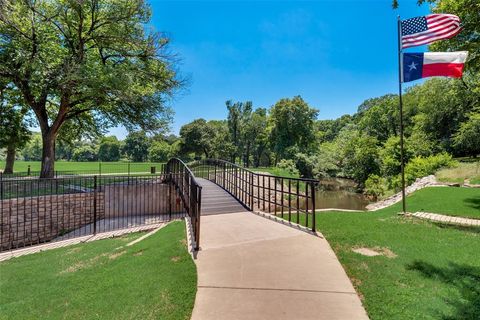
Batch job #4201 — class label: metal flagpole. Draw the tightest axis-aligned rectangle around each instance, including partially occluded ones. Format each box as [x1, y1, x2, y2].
[397, 16, 407, 213]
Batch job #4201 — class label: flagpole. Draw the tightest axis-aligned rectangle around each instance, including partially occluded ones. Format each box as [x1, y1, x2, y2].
[397, 16, 407, 214]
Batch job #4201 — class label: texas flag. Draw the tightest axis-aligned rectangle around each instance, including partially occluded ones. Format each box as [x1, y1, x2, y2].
[402, 51, 468, 83]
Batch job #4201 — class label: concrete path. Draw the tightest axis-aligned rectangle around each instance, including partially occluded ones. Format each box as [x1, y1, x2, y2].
[192, 180, 368, 320]
[411, 211, 480, 227]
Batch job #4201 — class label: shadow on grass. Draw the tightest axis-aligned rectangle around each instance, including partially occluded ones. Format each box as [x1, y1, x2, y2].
[433, 223, 480, 234]
[407, 261, 480, 320]
[463, 197, 480, 211]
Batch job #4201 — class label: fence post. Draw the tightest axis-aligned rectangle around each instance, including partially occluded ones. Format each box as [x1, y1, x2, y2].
[93, 175, 98, 235]
[214, 164, 217, 184]
[128, 162, 131, 176]
[311, 182, 316, 233]
[250, 172, 254, 210]
[99, 162, 102, 176]
[27, 165, 31, 176]
[196, 186, 202, 251]
[0, 173, 3, 200]
[168, 173, 172, 219]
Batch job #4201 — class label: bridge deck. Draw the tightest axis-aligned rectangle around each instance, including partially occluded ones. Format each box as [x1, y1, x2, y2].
[197, 178, 248, 215]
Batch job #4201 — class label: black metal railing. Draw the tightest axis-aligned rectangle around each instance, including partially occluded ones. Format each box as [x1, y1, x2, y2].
[0, 173, 185, 252]
[0, 162, 166, 180]
[189, 159, 318, 232]
[165, 158, 202, 250]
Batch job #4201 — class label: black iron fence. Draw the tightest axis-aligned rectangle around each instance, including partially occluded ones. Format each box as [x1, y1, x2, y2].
[0, 173, 185, 252]
[165, 158, 202, 250]
[0, 162, 166, 180]
[190, 159, 318, 232]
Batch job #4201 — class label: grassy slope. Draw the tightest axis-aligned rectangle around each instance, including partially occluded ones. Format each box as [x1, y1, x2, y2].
[436, 162, 480, 185]
[0, 161, 165, 173]
[0, 221, 196, 320]
[301, 188, 480, 320]
[405, 187, 480, 219]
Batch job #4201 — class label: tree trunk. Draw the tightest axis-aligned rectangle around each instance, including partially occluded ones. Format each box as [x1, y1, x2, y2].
[40, 132, 56, 178]
[3, 145, 15, 174]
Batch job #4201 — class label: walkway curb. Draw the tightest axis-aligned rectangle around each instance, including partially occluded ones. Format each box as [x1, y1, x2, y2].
[410, 212, 480, 227]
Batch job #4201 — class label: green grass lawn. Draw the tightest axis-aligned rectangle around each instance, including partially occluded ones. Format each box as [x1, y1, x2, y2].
[288, 187, 480, 320]
[0, 221, 197, 320]
[405, 187, 480, 219]
[0, 160, 165, 174]
[249, 166, 300, 179]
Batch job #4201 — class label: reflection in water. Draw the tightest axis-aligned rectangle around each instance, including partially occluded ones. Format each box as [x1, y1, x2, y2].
[315, 190, 370, 210]
[315, 178, 370, 210]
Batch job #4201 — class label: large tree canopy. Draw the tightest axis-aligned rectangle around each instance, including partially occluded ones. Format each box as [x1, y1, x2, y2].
[0, 0, 180, 177]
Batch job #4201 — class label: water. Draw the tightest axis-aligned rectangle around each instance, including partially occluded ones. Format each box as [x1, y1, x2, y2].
[315, 178, 370, 210]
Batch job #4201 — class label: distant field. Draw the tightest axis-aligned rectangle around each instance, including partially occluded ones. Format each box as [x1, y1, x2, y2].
[0, 161, 166, 174]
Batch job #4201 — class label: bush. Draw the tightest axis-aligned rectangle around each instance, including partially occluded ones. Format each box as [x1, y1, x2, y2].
[405, 153, 456, 184]
[365, 174, 388, 199]
[276, 159, 300, 177]
[72, 145, 98, 162]
[294, 153, 315, 178]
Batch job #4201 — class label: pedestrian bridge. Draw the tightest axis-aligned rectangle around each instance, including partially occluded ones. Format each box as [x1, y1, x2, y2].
[165, 158, 318, 250]
[166, 159, 369, 320]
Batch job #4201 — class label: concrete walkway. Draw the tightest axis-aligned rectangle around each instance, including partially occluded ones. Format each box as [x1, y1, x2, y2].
[411, 211, 480, 227]
[192, 180, 368, 320]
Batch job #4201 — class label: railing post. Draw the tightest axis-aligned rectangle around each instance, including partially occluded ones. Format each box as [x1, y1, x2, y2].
[168, 173, 172, 219]
[214, 165, 217, 184]
[196, 186, 202, 251]
[27, 165, 31, 176]
[93, 175, 98, 235]
[0, 173, 3, 200]
[250, 172, 254, 210]
[99, 162, 102, 176]
[128, 162, 131, 176]
[311, 182, 316, 233]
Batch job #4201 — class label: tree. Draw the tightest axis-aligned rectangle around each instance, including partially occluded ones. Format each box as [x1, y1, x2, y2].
[357, 95, 398, 143]
[250, 108, 270, 167]
[226, 100, 252, 163]
[179, 119, 216, 159]
[0, 0, 179, 177]
[0, 84, 30, 173]
[405, 78, 476, 152]
[453, 109, 480, 157]
[22, 133, 42, 161]
[148, 140, 171, 162]
[269, 96, 318, 161]
[124, 131, 149, 162]
[72, 145, 97, 162]
[98, 136, 121, 162]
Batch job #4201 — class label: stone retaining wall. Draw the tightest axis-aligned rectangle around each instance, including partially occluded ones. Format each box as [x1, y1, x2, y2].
[1, 182, 181, 251]
[0, 192, 104, 250]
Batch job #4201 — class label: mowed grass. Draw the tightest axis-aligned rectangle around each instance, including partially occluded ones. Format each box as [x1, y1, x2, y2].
[0, 160, 165, 174]
[405, 187, 480, 219]
[436, 162, 480, 185]
[290, 187, 480, 320]
[0, 221, 197, 320]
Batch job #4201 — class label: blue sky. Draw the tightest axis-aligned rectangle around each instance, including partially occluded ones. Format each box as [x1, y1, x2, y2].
[110, 0, 430, 138]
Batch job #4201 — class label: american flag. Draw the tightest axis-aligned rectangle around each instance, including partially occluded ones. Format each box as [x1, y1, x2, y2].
[401, 14, 461, 49]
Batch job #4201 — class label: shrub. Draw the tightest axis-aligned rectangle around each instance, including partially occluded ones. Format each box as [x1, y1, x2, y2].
[294, 153, 315, 178]
[276, 159, 300, 177]
[405, 153, 456, 184]
[365, 174, 388, 198]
